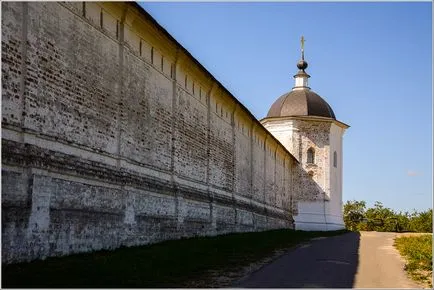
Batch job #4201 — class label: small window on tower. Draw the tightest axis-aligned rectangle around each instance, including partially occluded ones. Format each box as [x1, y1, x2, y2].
[333, 151, 337, 168]
[307, 147, 315, 164]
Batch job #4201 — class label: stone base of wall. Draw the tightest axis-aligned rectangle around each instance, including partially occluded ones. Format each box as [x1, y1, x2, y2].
[1, 138, 294, 264]
[293, 201, 344, 231]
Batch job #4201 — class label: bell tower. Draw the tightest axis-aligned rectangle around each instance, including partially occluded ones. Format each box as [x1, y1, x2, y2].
[261, 37, 349, 230]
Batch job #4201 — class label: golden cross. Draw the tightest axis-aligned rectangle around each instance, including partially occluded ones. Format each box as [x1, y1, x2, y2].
[301, 36, 305, 59]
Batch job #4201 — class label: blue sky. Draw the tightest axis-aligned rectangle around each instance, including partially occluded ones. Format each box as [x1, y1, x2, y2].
[139, 2, 432, 213]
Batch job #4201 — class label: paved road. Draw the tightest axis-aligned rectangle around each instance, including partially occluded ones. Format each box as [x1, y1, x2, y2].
[235, 231, 421, 288]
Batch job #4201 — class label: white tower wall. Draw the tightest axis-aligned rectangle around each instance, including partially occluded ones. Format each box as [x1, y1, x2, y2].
[263, 118, 346, 231]
[327, 123, 345, 228]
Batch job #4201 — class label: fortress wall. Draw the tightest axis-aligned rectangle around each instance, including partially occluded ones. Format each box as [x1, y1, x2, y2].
[286, 156, 297, 214]
[208, 92, 234, 191]
[24, 2, 120, 154]
[234, 110, 252, 198]
[174, 80, 208, 182]
[251, 127, 266, 203]
[275, 149, 285, 209]
[264, 139, 277, 206]
[1, 2, 23, 129]
[2, 2, 297, 264]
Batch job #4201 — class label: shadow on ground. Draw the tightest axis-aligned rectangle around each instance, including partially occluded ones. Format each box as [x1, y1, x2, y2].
[235, 231, 361, 288]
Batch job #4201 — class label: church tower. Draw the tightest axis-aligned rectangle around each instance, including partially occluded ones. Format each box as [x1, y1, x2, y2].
[261, 37, 349, 231]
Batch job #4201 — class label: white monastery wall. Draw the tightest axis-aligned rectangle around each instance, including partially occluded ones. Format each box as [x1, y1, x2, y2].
[1, 1, 297, 264]
[234, 111, 252, 198]
[251, 128, 266, 203]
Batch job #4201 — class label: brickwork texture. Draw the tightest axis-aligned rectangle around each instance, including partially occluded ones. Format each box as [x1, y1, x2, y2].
[1, 2, 297, 264]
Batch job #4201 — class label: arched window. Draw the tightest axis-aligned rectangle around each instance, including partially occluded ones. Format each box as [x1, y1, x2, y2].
[307, 147, 315, 164]
[333, 151, 338, 168]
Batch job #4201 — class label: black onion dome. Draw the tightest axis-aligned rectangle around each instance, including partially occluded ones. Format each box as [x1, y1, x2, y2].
[297, 60, 308, 70]
[267, 89, 336, 119]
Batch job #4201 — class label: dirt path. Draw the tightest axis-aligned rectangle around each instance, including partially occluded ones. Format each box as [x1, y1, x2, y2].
[234, 231, 423, 288]
[354, 231, 423, 288]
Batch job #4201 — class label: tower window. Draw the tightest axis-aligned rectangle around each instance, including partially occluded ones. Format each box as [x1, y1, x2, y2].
[307, 147, 315, 164]
[333, 151, 337, 168]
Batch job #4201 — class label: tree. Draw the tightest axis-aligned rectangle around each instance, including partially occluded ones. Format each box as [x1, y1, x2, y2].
[409, 209, 433, 233]
[394, 211, 411, 232]
[343, 200, 366, 231]
[343, 200, 432, 233]
[364, 201, 397, 232]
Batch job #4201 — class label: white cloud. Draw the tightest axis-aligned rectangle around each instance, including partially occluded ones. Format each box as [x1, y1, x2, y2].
[407, 170, 422, 177]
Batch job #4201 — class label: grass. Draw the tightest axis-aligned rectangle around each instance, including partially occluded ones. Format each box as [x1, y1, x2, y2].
[2, 228, 348, 288]
[394, 234, 432, 288]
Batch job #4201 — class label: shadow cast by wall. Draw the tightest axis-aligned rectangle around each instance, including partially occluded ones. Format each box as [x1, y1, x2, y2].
[236, 231, 361, 288]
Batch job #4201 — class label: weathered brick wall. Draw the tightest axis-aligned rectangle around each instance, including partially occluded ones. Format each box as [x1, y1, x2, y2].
[292, 119, 331, 200]
[252, 128, 266, 203]
[234, 112, 252, 198]
[209, 96, 234, 191]
[2, 2, 297, 264]
[264, 141, 276, 205]
[174, 86, 208, 181]
[26, 2, 120, 153]
[274, 150, 285, 209]
[122, 51, 174, 171]
[1, 2, 23, 129]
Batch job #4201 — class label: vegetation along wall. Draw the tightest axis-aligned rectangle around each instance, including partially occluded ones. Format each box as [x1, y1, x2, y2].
[1, 2, 299, 264]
